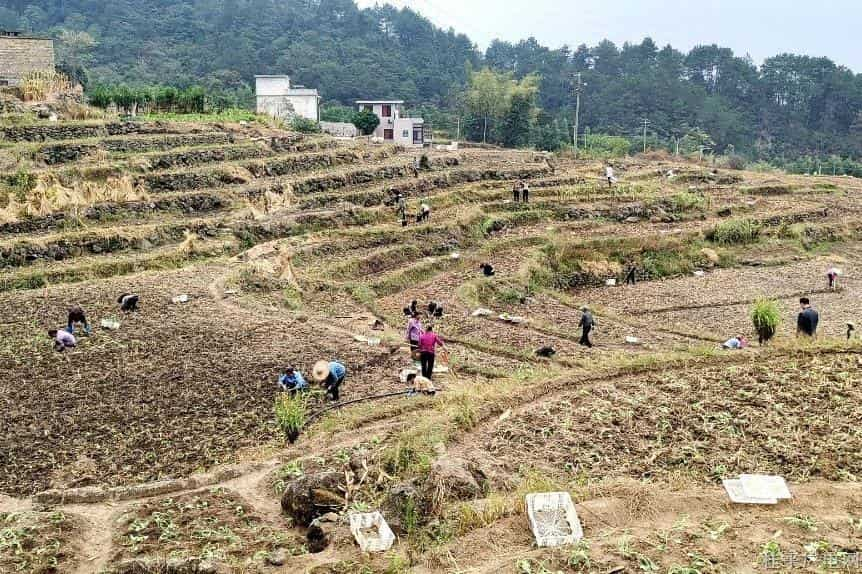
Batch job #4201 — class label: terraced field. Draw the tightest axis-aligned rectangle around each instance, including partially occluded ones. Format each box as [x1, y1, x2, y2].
[2, 118, 862, 573]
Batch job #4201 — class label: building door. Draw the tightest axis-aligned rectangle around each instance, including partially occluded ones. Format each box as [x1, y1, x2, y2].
[384, 129, 394, 141]
[413, 126, 423, 145]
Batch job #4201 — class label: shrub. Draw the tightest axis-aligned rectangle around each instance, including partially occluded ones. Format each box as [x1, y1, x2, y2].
[352, 109, 380, 135]
[751, 298, 781, 344]
[289, 116, 321, 134]
[709, 218, 761, 245]
[274, 393, 307, 444]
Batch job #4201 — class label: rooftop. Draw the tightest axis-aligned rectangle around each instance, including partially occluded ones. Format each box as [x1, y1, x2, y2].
[0, 30, 52, 41]
[356, 100, 405, 105]
[287, 88, 320, 96]
[254, 75, 290, 79]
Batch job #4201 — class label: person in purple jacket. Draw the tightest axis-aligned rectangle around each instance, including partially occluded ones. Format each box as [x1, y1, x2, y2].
[406, 311, 425, 354]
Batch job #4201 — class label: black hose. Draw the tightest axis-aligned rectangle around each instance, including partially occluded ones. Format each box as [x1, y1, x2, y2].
[304, 390, 413, 426]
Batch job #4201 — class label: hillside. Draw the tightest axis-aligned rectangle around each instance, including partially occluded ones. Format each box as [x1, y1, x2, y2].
[2, 108, 862, 571]
[3, 1, 861, 159]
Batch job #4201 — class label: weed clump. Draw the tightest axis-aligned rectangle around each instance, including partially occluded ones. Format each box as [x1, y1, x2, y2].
[750, 298, 781, 345]
[708, 218, 761, 245]
[274, 393, 307, 444]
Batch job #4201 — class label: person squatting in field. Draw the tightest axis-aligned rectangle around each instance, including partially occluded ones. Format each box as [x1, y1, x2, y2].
[49, 329, 76, 352]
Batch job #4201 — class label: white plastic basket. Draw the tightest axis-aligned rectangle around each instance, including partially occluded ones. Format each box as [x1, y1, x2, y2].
[349, 511, 395, 553]
[525, 492, 583, 548]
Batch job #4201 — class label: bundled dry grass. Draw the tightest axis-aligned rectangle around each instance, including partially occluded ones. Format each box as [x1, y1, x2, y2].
[178, 229, 201, 255]
[0, 174, 150, 222]
[20, 71, 73, 102]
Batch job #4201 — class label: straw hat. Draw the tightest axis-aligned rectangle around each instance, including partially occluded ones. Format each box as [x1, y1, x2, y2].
[312, 360, 330, 382]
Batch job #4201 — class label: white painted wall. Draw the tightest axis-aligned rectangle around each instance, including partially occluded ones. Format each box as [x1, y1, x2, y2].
[255, 76, 291, 96]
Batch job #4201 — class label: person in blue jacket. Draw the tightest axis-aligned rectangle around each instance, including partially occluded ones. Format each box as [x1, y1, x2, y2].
[278, 366, 308, 395]
[313, 360, 346, 401]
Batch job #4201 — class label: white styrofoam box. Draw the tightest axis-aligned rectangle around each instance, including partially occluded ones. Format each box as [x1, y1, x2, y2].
[740, 474, 792, 500]
[526, 492, 583, 547]
[606, 278, 617, 286]
[349, 511, 395, 552]
[722, 479, 778, 505]
[100, 318, 120, 330]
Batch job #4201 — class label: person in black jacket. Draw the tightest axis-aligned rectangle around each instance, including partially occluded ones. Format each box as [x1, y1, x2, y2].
[578, 306, 595, 348]
[796, 298, 819, 338]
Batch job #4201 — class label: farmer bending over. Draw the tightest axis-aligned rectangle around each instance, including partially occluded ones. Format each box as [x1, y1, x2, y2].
[67, 304, 91, 334]
[49, 329, 76, 352]
[278, 366, 308, 395]
[313, 360, 346, 401]
[118, 293, 139, 312]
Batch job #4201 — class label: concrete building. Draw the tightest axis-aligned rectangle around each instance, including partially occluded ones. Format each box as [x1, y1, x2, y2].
[255, 75, 321, 122]
[356, 100, 427, 146]
[0, 31, 55, 87]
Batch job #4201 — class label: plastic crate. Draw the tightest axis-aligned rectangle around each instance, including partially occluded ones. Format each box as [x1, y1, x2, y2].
[525, 492, 583, 548]
[349, 511, 395, 553]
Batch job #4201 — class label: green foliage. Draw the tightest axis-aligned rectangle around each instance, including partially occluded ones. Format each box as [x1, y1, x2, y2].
[319, 104, 355, 123]
[14, 1, 862, 160]
[579, 134, 632, 159]
[751, 298, 781, 335]
[709, 218, 761, 245]
[274, 393, 307, 444]
[289, 116, 321, 134]
[87, 84, 210, 114]
[352, 109, 380, 135]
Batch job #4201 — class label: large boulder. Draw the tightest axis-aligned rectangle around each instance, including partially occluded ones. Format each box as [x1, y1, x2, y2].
[426, 455, 488, 505]
[280, 471, 346, 527]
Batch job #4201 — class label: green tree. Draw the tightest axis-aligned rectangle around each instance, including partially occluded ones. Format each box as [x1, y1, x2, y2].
[352, 109, 380, 135]
[464, 68, 513, 143]
[54, 28, 97, 87]
[501, 75, 540, 148]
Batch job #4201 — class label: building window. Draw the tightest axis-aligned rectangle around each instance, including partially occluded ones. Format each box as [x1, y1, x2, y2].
[402, 130, 409, 138]
[384, 129, 394, 140]
[381, 104, 392, 117]
[363, 105, 373, 112]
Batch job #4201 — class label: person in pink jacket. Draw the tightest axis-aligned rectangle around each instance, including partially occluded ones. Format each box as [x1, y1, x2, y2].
[418, 325, 447, 379]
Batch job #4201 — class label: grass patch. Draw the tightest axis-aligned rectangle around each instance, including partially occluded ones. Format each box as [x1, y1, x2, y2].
[274, 393, 308, 444]
[708, 218, 761, 245]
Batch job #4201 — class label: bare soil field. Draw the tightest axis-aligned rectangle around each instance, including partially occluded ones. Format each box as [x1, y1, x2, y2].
[3, 118, 862, 573]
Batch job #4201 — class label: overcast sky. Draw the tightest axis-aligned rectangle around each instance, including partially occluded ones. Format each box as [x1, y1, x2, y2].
[355, 0, 861, 72]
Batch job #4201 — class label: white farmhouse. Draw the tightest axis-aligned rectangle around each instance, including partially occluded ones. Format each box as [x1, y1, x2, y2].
[255, 75, 321, 122]
[356, 100, 428, 146]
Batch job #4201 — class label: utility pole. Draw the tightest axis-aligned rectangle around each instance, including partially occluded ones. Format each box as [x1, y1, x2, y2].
[642, 118, 649, 153]
[572, 73, 583, 154]
[456, 117, 461, 142]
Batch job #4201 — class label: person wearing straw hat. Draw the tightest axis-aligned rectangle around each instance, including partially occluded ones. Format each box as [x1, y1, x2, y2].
[313, 360, 346, 401]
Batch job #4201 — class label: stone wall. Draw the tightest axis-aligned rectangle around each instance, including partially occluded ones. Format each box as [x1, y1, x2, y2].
[0, 35, 55, 86]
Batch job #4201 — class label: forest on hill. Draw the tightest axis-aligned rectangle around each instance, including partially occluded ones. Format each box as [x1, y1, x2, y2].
[2, 0, 861, 161]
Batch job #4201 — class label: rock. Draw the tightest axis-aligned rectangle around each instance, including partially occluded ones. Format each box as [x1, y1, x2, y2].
[427, 455, 487, 502]
[280, 471, 346, 527]
[624, 216, 641, 223]
[266, 548, 288, 566]
[306, 514, 352, 554]
[717, 207, 732, 217]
